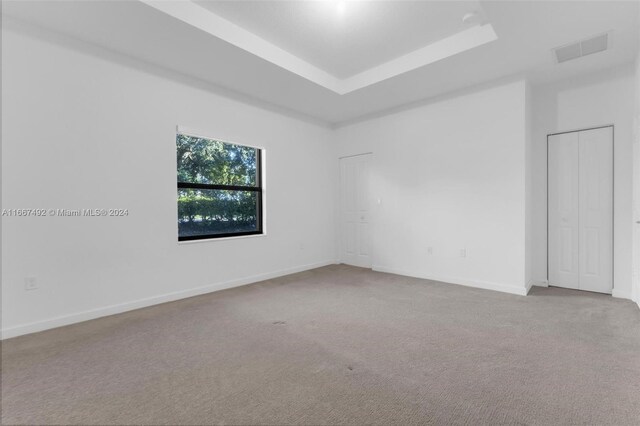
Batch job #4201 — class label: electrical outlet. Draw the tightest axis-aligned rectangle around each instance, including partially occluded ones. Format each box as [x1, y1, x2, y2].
[460, 249, 466, 258]
[24, 276, 38, 291]
[427, 247, 433, 255]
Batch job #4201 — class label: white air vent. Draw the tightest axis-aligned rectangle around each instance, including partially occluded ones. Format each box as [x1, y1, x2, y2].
[554, 33, 609, 64]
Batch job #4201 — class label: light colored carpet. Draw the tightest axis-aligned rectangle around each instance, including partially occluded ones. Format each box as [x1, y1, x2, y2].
[2, 264, 640, 425]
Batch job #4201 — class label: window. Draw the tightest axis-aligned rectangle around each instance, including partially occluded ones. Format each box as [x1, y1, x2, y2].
[177, 132, 263, 241]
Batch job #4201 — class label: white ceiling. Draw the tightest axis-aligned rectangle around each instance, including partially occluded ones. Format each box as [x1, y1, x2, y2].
[3, 1, 639, 126]
[143, 0, 497, 94]
[195, 0, 486, 79]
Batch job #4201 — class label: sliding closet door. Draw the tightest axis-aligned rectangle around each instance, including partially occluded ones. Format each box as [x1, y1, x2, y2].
[548, 132, 580, 290]
[548, 127, 613, 294]
[578, 127, 613, 293]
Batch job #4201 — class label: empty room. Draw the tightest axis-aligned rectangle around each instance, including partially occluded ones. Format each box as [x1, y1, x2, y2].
[2, 0, 640, 425]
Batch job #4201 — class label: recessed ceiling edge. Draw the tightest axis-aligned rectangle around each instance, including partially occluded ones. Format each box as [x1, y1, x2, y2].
[139, 0, 498, 95]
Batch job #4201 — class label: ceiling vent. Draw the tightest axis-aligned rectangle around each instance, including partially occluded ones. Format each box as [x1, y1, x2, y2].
[554, 33, 609, 64]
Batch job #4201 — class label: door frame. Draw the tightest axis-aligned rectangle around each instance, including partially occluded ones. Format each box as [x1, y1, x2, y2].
[338, 152, 373, 268]
[546, 124, 614, 292]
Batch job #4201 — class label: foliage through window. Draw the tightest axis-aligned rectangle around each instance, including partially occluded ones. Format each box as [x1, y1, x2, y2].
[177, 133, 262, 240]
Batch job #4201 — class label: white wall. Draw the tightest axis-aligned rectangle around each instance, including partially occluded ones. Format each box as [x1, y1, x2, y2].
[525, 82, 534, 289]
[335, 80, 529, 295]
[1, 23, 336, 338]
[531, 64, 636, 299]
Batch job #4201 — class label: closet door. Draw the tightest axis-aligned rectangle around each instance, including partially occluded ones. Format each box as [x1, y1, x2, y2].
[548, 132, 580, 290]
[578, 127, 613, 293]
[548, 127, 613, 294]
[340, 154, 372, 268]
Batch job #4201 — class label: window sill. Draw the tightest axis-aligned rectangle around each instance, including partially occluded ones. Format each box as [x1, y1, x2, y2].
[177, 233, 266, 244]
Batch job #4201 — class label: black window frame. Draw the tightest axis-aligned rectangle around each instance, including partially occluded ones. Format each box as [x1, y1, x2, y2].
[177, 134, 263, 241]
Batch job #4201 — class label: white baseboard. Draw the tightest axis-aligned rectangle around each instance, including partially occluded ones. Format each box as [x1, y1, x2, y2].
[1, 260, 336, 340]
[525, 280, 534, 294]
[372, 265, 528, 296]
[612, 288, 633, 300]
[532, 280, 549, 288]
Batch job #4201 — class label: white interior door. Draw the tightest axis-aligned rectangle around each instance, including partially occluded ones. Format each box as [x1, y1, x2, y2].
[633, 118, 640, 302]
[548, 127, 613, 294]
[549, 132, 580, 290]
[578, 127, 613, 293]
[340, 154, 372, 268]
